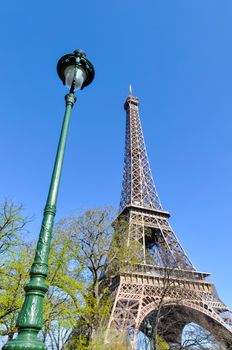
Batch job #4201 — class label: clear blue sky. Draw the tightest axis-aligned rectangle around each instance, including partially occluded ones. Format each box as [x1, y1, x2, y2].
[0, 1, 232, 309]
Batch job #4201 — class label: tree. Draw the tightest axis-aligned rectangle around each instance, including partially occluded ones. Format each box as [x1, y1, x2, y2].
[0, 206, 123, 350]
[0, 200, 31, 347]
[57, 207, 142, 349]
[178, 323, 225, 350]
[0, 200, 30, 258]
[0, 224, 84, 349]
[89, 328, 130, 350]
[41, 230, 84, 349]
[0, 243, 33, 340]
[57, 207, 116, 349]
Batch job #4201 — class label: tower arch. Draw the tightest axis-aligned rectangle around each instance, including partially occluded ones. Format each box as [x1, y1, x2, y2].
[133, 301, 232, 347]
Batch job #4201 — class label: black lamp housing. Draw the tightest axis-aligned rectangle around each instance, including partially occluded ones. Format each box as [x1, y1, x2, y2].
[57, 49, 95, 90]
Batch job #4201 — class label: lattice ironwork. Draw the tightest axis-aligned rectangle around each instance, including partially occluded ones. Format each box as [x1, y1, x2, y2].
[128, 209, 195, 271]
[107, 92, 232, 349]
[120, 95, 162, 211]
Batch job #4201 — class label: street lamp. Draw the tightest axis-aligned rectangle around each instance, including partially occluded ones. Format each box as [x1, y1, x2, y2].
[3, 49, 95, 350]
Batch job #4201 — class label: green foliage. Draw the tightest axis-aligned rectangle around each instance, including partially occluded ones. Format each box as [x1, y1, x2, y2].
[89, 328, 130, 350]
[58, 207, 117, 348]
[0, 205, 118, 348]
[41, 231, 84, 346]
[0, 201, 31, 339]
[0, 244, 33, 338]
[0, 209, 84, 346]
[66, 327, 129, 350]
[158, 336, 170, 350]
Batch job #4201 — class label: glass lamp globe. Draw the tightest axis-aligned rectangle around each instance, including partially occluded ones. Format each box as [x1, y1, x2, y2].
[64, 65, 87, 91]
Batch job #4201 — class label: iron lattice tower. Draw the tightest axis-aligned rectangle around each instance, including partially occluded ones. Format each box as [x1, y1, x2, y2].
[107, 92, 232, 348]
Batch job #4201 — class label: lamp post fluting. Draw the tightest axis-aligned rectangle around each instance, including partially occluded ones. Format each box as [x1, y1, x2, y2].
[3, 49, 95, 350]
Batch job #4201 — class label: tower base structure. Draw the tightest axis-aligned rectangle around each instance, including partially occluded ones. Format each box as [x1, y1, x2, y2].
[107, 208, 232, 349]
[108, 271, 232, 348]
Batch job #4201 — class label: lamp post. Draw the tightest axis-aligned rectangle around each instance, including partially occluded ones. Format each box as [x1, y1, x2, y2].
[145, 319, 154, 350]
[3, 49, 95, 350]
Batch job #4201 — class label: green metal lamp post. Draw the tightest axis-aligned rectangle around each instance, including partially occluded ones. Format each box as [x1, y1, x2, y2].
[145, 319, 154, 350]
[3, 49, 95, 350]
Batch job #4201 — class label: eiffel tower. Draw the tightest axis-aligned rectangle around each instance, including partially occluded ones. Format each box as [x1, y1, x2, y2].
[107, 90, 232, 348]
